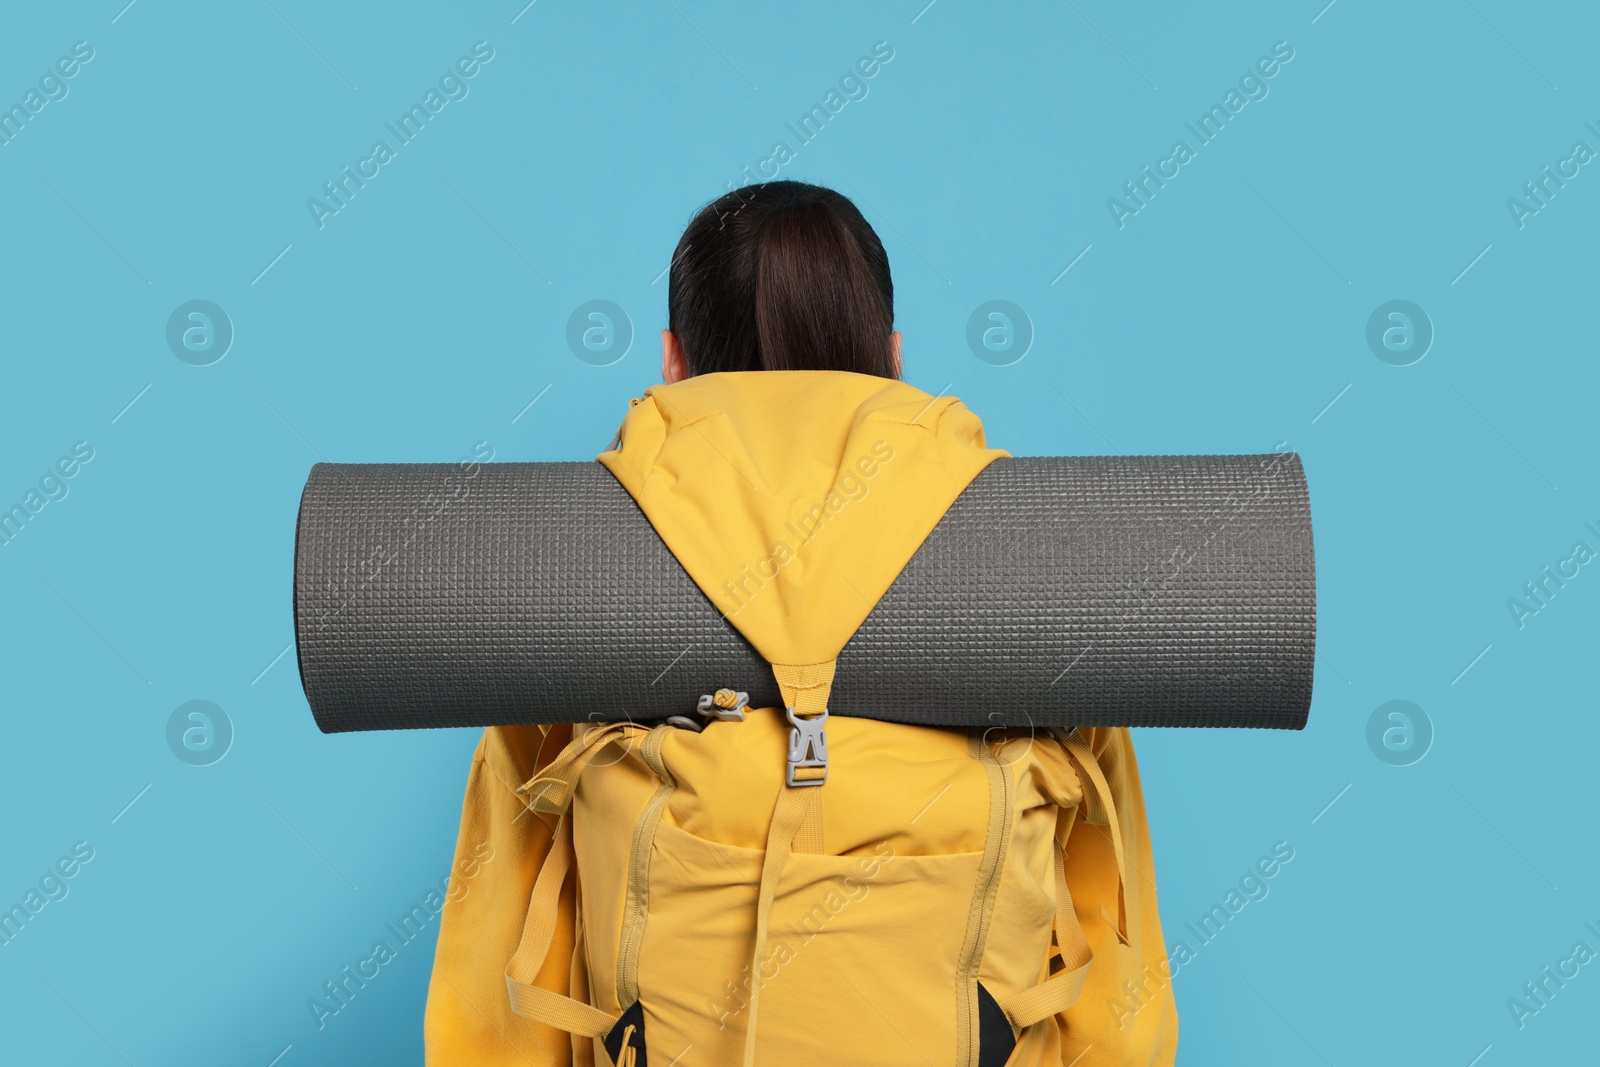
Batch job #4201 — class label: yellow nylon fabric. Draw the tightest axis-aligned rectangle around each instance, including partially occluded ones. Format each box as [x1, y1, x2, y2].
[596, 369, 1007, 667]
[424, 374, 1179, 1066]
[423, 725, 587, 1066]
[1053, 728, 1179, 1063]
[424, 675, 1179, 1066]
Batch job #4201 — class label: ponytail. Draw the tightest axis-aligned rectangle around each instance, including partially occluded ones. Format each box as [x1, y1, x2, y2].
[667, 181, 897, 378]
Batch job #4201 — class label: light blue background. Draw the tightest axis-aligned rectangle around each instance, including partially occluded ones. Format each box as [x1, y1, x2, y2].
[2, 1, 1596, 1064]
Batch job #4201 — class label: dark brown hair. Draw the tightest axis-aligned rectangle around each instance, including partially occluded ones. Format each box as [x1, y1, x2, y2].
[667, 180, 896, 378]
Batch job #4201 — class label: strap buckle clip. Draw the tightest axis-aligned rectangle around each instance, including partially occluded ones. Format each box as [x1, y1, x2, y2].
[785, 707, 828, 787]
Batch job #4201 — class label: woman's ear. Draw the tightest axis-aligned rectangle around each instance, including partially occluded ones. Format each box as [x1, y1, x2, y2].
[890, 331, 902, 378]
[661, 329, 688, 384]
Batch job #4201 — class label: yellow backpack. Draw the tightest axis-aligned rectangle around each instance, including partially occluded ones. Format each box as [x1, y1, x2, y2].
[424, 372, 1178, 1065]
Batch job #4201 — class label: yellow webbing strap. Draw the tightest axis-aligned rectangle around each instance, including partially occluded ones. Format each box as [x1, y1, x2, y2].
[1062, 729, 1130, 946]
[739, 660, 836, 1066]
[1000, 826, 1092, 1028]
[518, 721, 645, 817]
[771, 660, 835, 716]
[1001, 730, 1131, 1031]
[740, 783, 813, 1067]
[504, 812, 618, 1038]
[770, 660, 834, 852]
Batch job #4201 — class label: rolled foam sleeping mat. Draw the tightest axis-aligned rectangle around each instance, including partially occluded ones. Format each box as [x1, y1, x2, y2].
[294, 454, 1315, 733]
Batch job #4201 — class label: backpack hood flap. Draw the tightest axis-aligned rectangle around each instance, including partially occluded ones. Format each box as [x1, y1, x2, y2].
[597, 370, 1007, 669]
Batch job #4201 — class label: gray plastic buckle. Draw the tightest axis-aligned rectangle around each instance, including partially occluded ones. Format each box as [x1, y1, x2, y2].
[697, 690, 749, 722]
[785, 707, 829, 787]
[665, 715, 704, 732]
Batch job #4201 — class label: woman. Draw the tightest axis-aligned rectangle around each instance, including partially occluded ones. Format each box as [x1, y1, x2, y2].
[425, 181, 1178, 1066]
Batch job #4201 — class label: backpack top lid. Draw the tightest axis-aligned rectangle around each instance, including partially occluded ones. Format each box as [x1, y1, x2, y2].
[598, 369, 1006, 674]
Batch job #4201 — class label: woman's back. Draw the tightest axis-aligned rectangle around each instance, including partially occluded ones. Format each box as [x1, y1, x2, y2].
[423, 181, 1178, 1067]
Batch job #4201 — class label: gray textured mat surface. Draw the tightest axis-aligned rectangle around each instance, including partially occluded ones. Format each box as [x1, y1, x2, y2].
[294, 454, 1314, 732]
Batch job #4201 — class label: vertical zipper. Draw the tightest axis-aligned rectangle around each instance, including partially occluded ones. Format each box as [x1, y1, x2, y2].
[614, 724, 676, 1009]
[955, 730, 1015, 1066]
